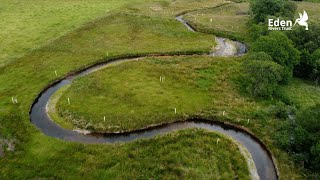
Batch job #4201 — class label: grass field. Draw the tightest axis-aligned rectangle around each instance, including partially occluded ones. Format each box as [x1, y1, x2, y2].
[1, 0, 320, 178]
[0, 0, 150, 67]
[182, 1, 320, 42]
[51, 55, 319, 178]
[0, 13, 213, 117]
[281, 78, 320, 109]
[52, 56, 266, 133]
[51, 54, 320, 134]
[184, 2, 250, 41]
[120, 0, 226, 18]
[0, 129, 251, 179]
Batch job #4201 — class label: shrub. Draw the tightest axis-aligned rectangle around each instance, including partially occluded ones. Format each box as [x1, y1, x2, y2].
[244, 60, 283, 97]
[252, 31, 300, 75]
[294, 48, 320, 83]
[246, 52, 273, 61]
[287, 22, 320, 53]
[250, 0, 297, 23]
[268, 101, 296, 119]
[292, 104, 320, 170]
[248, 23, 268, 40]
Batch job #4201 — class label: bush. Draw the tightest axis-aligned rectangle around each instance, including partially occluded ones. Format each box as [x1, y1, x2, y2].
[246, 52, 273, 61]
[294, 48, 320, 83]
[252, 31, 300, 75]
[281, 0, 297, 20]
[294, 49, 313, 79]
[313, 59, 320, 85]
[293, 104, 320, 170]
[248, 23, 268, 40]
[250, 0, 297, 23]
[268, 101, 296, 119]
[244, 60, 283, 97]
[287, 22, 320, 53]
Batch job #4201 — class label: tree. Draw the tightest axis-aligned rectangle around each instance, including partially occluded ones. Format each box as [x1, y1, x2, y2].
[286, 22, 320, 53]
[281, 0, 297, 20]
[292, 104, 320, 170]
[246, 52, 273, 61]
[251, 31, 300, 77]
[244, 60, 283, 97]
[312, 59, 320, 85]
[250, 0, 297, 23]
[294, 48, 320, 83]
[294, 49, 313, 79]
[311, 49, 320, 84]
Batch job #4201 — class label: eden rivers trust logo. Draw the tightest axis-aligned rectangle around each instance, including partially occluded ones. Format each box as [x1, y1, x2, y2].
[268, 10, 309, 31]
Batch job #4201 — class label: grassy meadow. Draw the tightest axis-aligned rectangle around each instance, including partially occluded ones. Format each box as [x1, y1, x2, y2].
[0, 0, 150, 67]
[184, 2, 250, 41]
[1, 0, 320, 178]
[1, 129, 251, 179]
[53, 56, 278, 133]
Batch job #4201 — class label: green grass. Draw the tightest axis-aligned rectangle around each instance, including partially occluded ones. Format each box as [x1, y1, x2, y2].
[56, 57, 213, 132]
[183, 2, 250, 41]
[48, 85, 75, 130]
[182, 1, 320, 42]
[0, 129, 250, 179]
[54, 56, 273, 134]
[281, 78, 320, 109]
[119, 0, 226, 18]
[0, 0, 148, 67]
[52, 55, 320, 179]
[1, 0, 318, 178]
[0, 13, 213, 117]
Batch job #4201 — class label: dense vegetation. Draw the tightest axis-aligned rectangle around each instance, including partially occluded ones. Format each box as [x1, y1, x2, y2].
[247, 0, 320, 175]
[276, 104, 320, 171]
[1, 129, 251, 179]
[250, 0, 297, 23]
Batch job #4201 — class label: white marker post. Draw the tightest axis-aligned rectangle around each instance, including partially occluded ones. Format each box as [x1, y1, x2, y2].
[104, 116, 106, 122]
[174, 108, 177, 114]
[160, 76, 165, 82]
[222, 111, 225, 116]
[68, 98, 70, 105]
[11, 97, 18, 104]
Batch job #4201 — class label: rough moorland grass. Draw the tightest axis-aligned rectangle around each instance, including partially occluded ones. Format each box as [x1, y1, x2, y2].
[182, 1, 320, 43]
[280, 78, 320, 109]
[183, 3, 250, 42]
[53, 55, 319, 178]
[0, 0, 146, 67]
[0, 129, 250, 179]
[120, 0, 226, 18]
[56, 57, 212, 132]
[54, 56, 289, 134]
[0, 13, 213, 118]
[0, 1, 219, 178]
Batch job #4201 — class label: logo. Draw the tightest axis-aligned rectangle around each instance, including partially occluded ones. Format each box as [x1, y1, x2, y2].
[294, 10, 308, 30]
[268, 10, 309, 31]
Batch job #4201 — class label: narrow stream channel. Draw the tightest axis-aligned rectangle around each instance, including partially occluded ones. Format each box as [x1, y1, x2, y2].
[30, 13, 278, 180]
